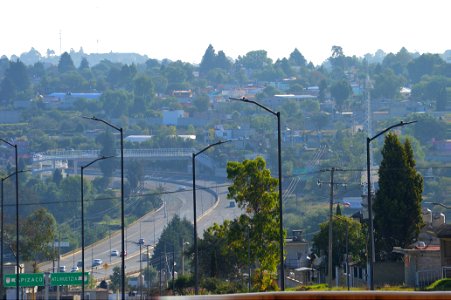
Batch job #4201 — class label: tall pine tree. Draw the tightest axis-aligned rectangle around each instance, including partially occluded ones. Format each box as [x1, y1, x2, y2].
[373, 133, 424, 259]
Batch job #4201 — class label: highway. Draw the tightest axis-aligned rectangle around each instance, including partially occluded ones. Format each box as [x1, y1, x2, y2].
[38, 175, 242, 282]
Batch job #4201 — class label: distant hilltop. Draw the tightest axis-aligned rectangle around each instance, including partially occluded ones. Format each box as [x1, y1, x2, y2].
[1, 47, 152, 66]
[1, 47, 450, 67]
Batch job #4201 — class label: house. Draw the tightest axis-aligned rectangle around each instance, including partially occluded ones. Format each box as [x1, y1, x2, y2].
[44, 92, 102, 109]
[285, 230, 311, 285]
[392, 208, 446, 288]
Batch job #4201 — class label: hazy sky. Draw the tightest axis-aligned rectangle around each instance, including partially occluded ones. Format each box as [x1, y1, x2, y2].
[1, 0, 449, 65]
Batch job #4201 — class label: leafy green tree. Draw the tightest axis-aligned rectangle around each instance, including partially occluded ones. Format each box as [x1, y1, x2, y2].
[312, 215, 365, 276]
[197, 221, 239, 280]
[126, 160, 144, 191]
[381, 47, 412, 76]
[408, 113, 447, 143]
[226, 157, 283, 290]
[100, 89, 132, 118]
[193, 93, 210, 112]
[330, 80, 351, 111]
[407, 53, 446, 83]
[371, 68, 404, 99]
[373, 133, 424, 259]
[236, 50, 272, 70]
[109, 266, 124, 293]
[21, 208, 57, 270]
[96, 129, 116, 186]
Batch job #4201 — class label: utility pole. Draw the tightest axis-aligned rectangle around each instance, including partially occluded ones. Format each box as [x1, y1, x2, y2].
[318, 168, 346, 288]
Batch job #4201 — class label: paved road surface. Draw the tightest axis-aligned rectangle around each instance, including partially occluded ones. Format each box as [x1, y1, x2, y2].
[39, 176, 242, 281]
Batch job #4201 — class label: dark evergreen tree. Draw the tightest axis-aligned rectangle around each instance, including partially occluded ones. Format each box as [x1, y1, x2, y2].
[373, 133, 424, 259]
[289, 48, 306, 66]
[216, 50, 231, 70]
[58, 52, 76, 73]
[79, 57, 90, 70]
[199, 44, 216, 76]
[0, 60, 31, 101]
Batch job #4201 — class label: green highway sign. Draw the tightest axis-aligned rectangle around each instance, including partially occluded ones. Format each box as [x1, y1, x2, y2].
[50, 272, 89, 286]
[4, 273, 45, 287]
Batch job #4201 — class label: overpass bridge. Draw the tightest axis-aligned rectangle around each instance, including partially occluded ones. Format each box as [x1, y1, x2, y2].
[32, 148, 215, 174]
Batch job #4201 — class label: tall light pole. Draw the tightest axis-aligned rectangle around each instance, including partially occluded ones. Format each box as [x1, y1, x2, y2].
[192, 140, 229, 294]
[425, 202, 451, 209]
[230, 97, 285, 290]
[81, 155, 112, 298]
[1, 171, 25, 298]
[366, 120, 416, 290]
[83, 116, 126, 299]
[0, 139, 19, 299]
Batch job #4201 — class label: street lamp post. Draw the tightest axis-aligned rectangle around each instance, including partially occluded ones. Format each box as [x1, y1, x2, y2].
[81, 156, 112, 298]
[1, 171, 25, 298]
[83, 116, 126, 299]
[229, 97, 285, 290]
[366, 120, 416, 290]
[425, 202, 451, 209]
[0, 139, 20, 299]
[192, 140, 229, 294]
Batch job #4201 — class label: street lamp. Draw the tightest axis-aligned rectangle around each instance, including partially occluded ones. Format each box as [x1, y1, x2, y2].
[366, 120, 416, 290]
[83, 116, 126, 300]
[1, 170, 26, 298]
[425, 202, 451, 209]
[0, 139, 19, 299]
[81, 155, 113, 298]
[192, 140, 229, 294]
[230, 97, 285, 290]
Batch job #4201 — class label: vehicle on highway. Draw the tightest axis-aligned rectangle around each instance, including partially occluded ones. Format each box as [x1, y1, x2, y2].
[59, 266, 66, 272]
[138, 238, 145, 245]
[70, 266, 79, 272]
[92, 259, 103, 267]
[77, 261, 83, 267]
[111, 250, 119, 256]
[121, 250, 127, 257]
[141, 253, 151, 261]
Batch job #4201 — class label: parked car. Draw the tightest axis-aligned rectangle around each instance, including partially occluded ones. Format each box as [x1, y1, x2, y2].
[92, 259, 103, 267]
[111, 250, 119, 256]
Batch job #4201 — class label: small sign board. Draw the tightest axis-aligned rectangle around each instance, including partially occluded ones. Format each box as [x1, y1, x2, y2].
[4, 273, 45, 287]
[50, 272, 89, 286]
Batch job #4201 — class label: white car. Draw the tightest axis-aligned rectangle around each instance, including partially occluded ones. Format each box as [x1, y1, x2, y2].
[111, 250, 119, 256]
[70, 266, 79, 272]
[92, 259, 103, 267]
[59, 266, 66, 272]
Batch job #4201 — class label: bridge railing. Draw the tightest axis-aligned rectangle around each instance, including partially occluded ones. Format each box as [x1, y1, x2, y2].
[33, 148, 195, 162]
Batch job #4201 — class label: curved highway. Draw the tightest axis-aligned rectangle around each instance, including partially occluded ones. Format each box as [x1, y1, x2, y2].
[38, 175, 243, 282]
